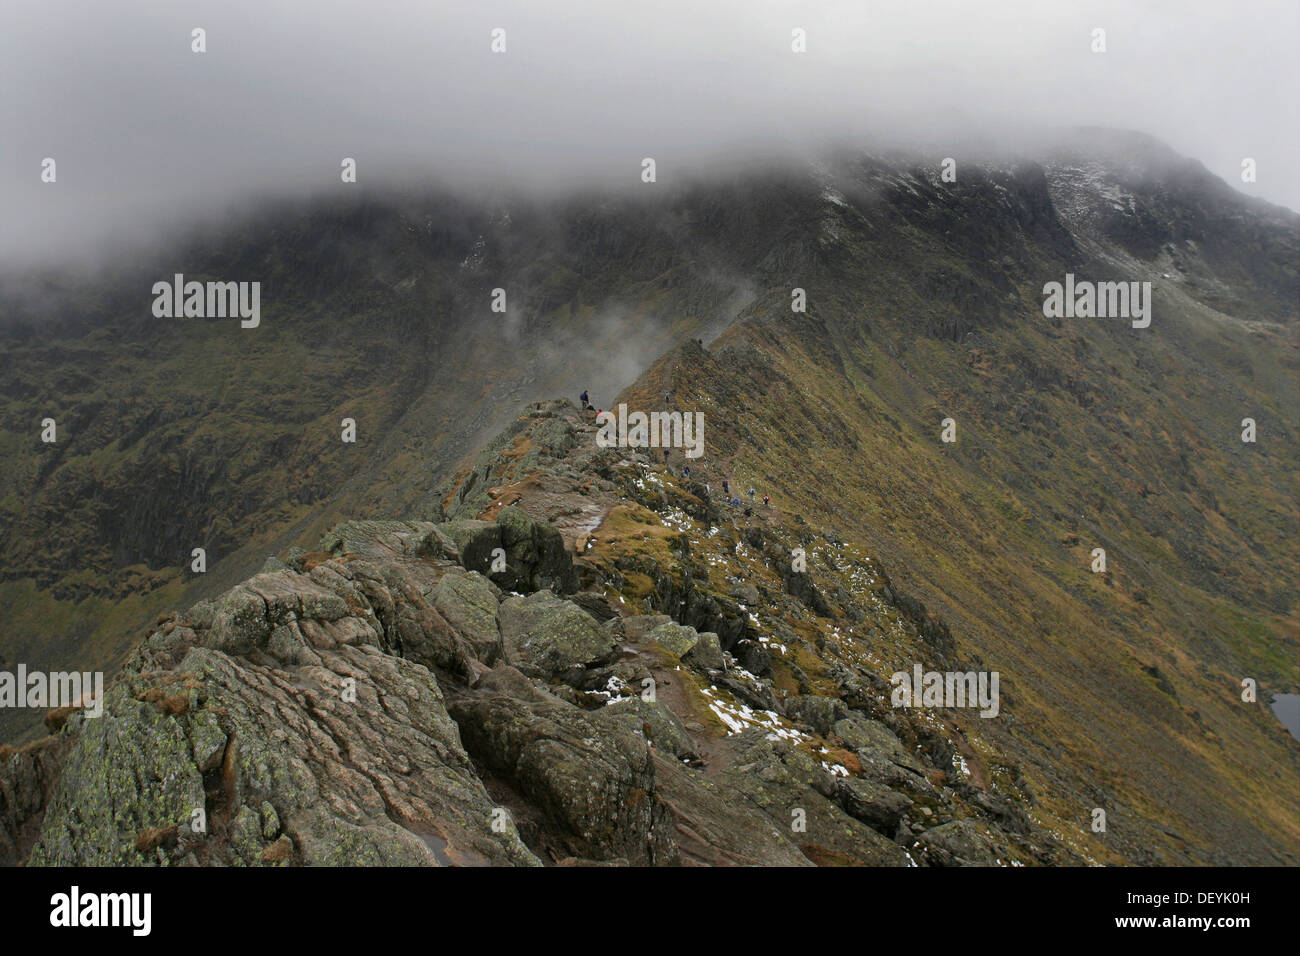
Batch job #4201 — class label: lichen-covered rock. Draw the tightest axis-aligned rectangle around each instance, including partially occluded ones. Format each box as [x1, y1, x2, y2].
[3, 439, 1030, 870]
[431, 571, 503, 664]
[28, 688, 208, 866]
[647, 621, 700, 659]
[495, 506, 578, 594]
[597, 697, 697, 762]
[838, 777, 913, 834]
[440, 520, 502, 577]
[622, 615, 673, 642]
[913, 819, 1001, 866]
[448, 667, 677, 864]
[833, 716, 926, 775]
[720, 729, 911, 867]
[498, 590, 620, 678]
[28, 569, 541, 867]
[439, 508, 577, 596]
[683, 631, 725, 671]
[788, 696, 851, 736]
[0, 735, 71, 867]
[650, 754, 813, 867]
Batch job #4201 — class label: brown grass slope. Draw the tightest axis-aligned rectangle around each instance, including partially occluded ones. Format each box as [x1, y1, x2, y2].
[616, 155, 1298, 864]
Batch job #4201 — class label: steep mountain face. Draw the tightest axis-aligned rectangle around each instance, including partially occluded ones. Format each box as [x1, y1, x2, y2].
[1, 131, 1296, 866]
[0, 188, 766, 742]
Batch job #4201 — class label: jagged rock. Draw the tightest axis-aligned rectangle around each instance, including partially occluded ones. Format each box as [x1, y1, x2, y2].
[972, 791, 1033, 836]
[838, 778, 913, 834]
[569, 591, 617, 622]
[597, 697, 698, 762]
[2, 412, 1054, 868]
[685, 631, 725, 671]
[711, 672, 780, 712]
[834, 716, 923, 773]
[319, 520, 457, 563]
[498, 590, 620, 679]
[440, 520, 502, 576]
[683, 594, 748, 650]
[913, 819, 1000, 866]
[0, 736, 71, 867]
[650, 755, 813, 866]
[206, 571, 354, 660]
[575, 660, 653, 698]
[732, 639, 772, 677]
[787, 696, 850, 736]
[440, 508, 578, 595]
[28, 584, 541, 867]
[430, 571, 503, 664]
[646, 621, 700, 659]
[782, 568, 833, 616]
[623, 615, 673, 642]
[448, 667, 677, 864]
[496, 506, 578, 594]
[720, 730, 910, 866]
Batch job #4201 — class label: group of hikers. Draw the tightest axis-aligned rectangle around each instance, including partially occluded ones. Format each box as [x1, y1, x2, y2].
[580, 388, 770, 518]
[720, 478, 770, 517]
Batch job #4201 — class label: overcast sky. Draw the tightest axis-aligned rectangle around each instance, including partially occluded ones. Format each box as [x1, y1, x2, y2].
[2, 0, 1297, 266]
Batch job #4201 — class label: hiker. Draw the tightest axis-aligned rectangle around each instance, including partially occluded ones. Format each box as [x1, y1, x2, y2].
[722, 479, 730, 496]
[763, 494, 770, 508]
[663, 448, 670, 464]
[682, 466, 691, 479]
[730, 496, 741, 508]
[747, 486, 755, 500]
[579, 390, 590, 410]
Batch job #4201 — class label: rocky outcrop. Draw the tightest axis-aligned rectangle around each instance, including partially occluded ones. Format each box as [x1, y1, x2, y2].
[0, 736, 70, 867]
[4, 402, 1060, 868]
[498, 591, 620, 679]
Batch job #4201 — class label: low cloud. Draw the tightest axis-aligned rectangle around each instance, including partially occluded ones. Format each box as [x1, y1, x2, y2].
[3, 0, 1297, 266]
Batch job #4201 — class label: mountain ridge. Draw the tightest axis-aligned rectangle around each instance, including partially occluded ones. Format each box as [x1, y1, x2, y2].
[1, 132, 1296, 867]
